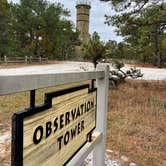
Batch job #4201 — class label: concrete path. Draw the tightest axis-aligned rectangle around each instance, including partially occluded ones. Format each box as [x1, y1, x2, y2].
[0, 61, 166, 81]
[124, 65, 166, 81]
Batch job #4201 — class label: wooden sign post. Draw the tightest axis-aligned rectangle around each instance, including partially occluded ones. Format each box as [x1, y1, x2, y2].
[12, 85, 97, 166]
[0, 64, 110, 166]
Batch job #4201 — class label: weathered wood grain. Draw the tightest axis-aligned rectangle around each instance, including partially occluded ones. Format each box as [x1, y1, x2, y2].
[22, 88, 96, 166]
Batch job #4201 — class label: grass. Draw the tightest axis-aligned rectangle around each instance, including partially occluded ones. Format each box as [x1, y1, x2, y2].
[107, 80, 166, 166]
[0, 80, 165, 166]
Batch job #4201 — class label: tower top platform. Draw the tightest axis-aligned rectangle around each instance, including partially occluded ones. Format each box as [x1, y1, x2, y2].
[76, 0, 91, 7]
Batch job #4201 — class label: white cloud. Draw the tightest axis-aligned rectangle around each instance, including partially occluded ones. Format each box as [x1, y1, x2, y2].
[11, 0, 123, 42]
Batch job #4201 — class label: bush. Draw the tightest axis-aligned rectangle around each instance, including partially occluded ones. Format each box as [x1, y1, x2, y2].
[109, 60, 143, 88]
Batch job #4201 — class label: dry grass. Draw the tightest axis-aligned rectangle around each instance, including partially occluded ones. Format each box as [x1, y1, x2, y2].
[107, 80, 166, 166]
[0, 80, 165, 166]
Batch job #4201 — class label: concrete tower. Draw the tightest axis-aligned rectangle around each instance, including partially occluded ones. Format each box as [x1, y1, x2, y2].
[76, 0, 91, 44]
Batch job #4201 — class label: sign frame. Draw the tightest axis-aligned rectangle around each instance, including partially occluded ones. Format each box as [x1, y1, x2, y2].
[12, 84, 97, 166]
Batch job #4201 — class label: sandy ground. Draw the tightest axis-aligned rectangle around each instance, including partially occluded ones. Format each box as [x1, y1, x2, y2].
[0, 61, 166, 81]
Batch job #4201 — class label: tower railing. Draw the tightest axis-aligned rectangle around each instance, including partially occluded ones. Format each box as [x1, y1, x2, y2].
[76, 0, 91, 6]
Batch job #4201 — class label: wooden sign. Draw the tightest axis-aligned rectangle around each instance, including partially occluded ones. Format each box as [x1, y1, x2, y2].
[12, 84, 97, 166]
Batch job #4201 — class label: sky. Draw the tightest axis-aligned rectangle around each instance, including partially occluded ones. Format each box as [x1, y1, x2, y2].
[11, 0, 123, 42]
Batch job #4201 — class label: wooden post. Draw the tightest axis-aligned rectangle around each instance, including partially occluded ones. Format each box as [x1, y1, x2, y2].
[39, 56, 42, 62]
[93, 64, 109, 166]
[4, 56, 7, 64]
[30, 56, 32, 63]
[25, 56, 28, 64]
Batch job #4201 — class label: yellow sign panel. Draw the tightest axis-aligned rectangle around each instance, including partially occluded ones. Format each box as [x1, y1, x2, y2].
[12, 85, 97, 166]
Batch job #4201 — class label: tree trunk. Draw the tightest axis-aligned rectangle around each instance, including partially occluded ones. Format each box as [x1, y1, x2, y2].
[153, 25, 161, 68]
[94, 61, 97, 68]
[0, 52, 4, 62]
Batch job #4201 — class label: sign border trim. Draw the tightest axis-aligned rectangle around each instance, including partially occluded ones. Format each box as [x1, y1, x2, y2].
[12, 84, 97, 166]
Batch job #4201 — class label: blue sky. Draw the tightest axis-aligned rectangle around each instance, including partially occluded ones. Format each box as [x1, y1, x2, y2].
[11, 0, 123, 42]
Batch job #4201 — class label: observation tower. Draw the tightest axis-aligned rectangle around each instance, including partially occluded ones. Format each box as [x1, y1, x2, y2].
[76, 0, 91, 44]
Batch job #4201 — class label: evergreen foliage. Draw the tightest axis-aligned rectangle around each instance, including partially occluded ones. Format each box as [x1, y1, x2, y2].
[0, 0, 11, 58]
[101, 0, 166, 67]
[82, 32, 106, 67]
[0, 0, 79, 59]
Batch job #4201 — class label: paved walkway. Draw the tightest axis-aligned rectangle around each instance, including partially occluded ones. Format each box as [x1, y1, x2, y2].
[0, 61, 166, 80]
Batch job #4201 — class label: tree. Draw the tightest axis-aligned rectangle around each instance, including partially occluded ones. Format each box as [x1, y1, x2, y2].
[82, 32, 106, 68]
[11, 0, 79, 58]
[100, 0, 162, 13]
[161, 37, 166, 63]
[105, 40, 138, 60]
[82, 32, 143, 87]
[101, 0, 166, 67]
[0, 0, 11, 58]
[105, 40, 118, 58]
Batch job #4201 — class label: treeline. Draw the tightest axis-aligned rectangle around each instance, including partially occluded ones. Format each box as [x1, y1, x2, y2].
[101, 0, 166, 67]
[105, 39, 166, 63]
[83, 31, 166, 68]
[82, 32, 139, 66]
[0, 0, 79, 60]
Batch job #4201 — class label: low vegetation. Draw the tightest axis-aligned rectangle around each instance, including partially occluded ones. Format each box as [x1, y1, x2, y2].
[109, 60, 143, 88]
[0, 80, 165, 166]
[107, 80, 166, 166]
